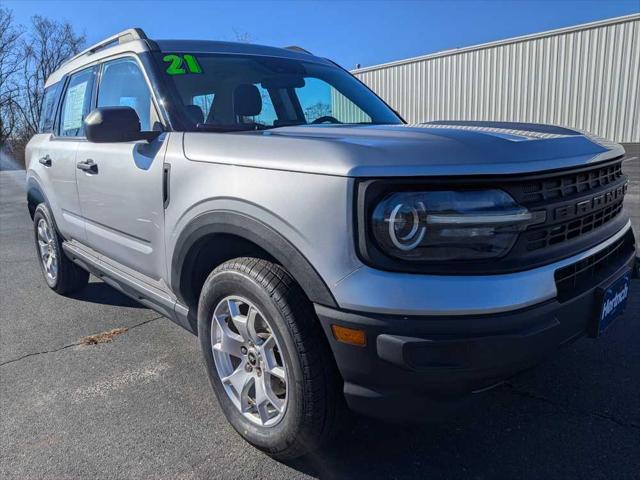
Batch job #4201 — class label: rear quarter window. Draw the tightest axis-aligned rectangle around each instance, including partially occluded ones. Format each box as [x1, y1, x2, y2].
[38, 83, 62, 133]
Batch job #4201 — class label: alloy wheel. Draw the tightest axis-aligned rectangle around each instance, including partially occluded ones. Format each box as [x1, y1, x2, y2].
[211, 296, 288, 427]
[37, 218, 58, 282]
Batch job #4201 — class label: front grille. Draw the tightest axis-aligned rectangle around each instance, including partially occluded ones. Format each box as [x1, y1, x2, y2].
[516, 161, 624, 204]
[501, 157, 629, 262]
[554, 230, 635, 302]
[523, 199, 625, 251]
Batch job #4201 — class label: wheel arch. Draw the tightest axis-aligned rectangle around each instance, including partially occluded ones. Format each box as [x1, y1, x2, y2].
[26, 176, 48, 219]
[171, 210, 338, 313]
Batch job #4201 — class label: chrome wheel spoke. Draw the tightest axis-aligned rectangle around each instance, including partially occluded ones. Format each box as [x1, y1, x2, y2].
[260, 334, 276, 352]
[226, 298, 245, 333]
[255, 374, 284, 415]
[227, 300, 260, 344]
[212, 311, 245, 358]
[222, 363, 252, 398]
[213, 330, 244, 358]
[37, 240, 48, 256]
[256, 400, 270, 424]
[42, 224, 52, 243]
[245, 306, 260, 344]
[259, 335, 286, 382]
[37, 224, 47, 242]
[267, 365, 286, 381]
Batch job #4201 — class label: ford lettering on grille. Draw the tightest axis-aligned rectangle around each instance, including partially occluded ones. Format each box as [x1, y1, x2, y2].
[553, 182, 627, 221]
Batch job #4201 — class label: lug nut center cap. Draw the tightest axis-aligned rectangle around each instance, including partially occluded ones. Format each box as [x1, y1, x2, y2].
[247, 351, 258, 366]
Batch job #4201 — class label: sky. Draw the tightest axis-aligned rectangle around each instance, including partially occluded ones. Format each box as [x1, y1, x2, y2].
[4, 0, 640, 69]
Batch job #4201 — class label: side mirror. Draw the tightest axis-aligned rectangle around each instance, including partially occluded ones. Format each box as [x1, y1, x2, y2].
[84, 106, 159, 143]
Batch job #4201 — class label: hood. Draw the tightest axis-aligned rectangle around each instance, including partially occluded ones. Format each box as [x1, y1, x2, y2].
[182, 121, 624, 177]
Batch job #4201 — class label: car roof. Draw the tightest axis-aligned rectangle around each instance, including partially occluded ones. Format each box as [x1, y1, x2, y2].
[155, 39, 330, 64]
[45, 28, 332, 87]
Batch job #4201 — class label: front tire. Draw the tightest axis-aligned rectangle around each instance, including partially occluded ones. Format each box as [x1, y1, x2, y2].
[197, 257, 346, 460]
[33, 203, 89, 294]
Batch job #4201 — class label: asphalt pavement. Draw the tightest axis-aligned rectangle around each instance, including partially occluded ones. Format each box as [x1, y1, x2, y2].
[1, 162, 639, 479]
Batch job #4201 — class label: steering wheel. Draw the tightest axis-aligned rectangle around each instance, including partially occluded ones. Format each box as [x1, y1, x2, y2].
[311, 115, 341, 124]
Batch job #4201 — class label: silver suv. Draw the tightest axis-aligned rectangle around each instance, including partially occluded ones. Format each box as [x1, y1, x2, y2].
[26, 29, 636, 459]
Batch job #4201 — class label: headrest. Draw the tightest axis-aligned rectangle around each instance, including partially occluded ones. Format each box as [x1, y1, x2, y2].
[185, 104, 204, 124]
[233, 84, 262, 117]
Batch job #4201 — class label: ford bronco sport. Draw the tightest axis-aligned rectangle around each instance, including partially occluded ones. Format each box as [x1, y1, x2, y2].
[26, 28, 636, 459]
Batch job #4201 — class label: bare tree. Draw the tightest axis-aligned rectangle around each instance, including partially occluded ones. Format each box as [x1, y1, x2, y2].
[0, 8, 23, 147]
[232, 28, 252, 44]
[304, 102, 332, 122]
[15, 16, 85, 140]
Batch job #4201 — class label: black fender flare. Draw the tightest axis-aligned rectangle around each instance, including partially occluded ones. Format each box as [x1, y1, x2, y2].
[25, 177, 63, 237]
[26, 176, 49, 218]
[171, 210, 338, 308]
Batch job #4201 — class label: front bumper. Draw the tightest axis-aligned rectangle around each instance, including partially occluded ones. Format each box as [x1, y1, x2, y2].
[316, 230, 636, 420]
[332, 219, 633, 316]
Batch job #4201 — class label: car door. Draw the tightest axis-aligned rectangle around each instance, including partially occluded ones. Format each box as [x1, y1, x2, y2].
[41, 66, 98, 242]
[75, 56, 168, 281]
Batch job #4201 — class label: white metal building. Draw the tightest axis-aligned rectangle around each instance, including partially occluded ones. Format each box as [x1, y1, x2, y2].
[351, 14, 639, 144]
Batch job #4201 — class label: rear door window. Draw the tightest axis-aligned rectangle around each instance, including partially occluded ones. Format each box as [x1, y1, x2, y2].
[59, 68, 96, 137]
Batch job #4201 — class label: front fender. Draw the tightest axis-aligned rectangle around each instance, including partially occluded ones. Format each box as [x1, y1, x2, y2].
[170, 210, 337, 308]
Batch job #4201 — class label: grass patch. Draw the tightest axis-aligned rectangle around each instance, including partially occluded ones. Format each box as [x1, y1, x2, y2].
[80, 327, 129, 345]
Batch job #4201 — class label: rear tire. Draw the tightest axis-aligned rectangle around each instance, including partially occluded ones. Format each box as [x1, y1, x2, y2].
[33, 203, 89, 295]
[197, 257, 346, 460]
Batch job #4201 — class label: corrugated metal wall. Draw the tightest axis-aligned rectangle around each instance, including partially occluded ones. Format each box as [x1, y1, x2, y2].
[330, 87, 371, 123]
[352, 14, 640, 143]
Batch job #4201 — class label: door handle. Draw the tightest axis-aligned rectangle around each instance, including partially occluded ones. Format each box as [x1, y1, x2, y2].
[77, 159, 98, 174]
[39, 155, 52, 167]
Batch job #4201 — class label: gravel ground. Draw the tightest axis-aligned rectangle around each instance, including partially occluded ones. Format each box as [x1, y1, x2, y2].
[1, 164, 639, 480]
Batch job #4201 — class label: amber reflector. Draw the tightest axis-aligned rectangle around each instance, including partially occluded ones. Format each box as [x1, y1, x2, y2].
[331, 324, 366, 346]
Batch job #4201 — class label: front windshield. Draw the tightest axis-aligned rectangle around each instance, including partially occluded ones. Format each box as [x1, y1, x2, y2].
[155, 52, 402, 130]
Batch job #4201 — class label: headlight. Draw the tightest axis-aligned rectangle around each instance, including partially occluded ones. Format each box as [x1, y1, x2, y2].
[371, 189, 544, 261]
